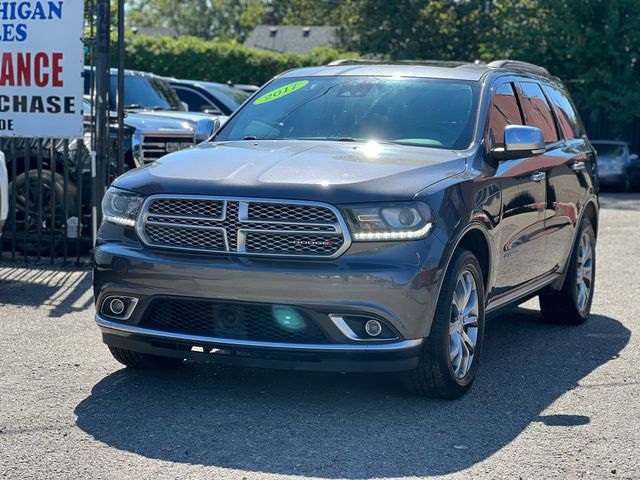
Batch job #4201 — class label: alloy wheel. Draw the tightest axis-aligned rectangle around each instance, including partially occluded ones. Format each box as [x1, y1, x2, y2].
[449, 269, 479, 380]
[576, 232, 593, 312]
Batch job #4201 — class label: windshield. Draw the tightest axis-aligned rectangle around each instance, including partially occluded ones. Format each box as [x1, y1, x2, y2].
[593, 143, 624, 159]
[205, 84, 250, 111]
[109, 75, 185, 111]
[216, 76, 480, 150]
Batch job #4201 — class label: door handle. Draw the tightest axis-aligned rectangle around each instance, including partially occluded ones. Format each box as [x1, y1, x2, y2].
[531, 171, 546, 182]
[571, 161, 586, 172]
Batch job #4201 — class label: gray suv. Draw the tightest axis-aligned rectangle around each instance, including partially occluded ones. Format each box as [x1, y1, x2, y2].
[94, 60, 599, 398]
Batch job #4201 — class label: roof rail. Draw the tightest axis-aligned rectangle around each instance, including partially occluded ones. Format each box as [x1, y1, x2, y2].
[327, 59, 476, 68]
[487, 60, 549, 75]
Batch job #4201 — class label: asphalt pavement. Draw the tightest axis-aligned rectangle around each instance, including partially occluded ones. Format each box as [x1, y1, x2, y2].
[1, 193, 639, 480]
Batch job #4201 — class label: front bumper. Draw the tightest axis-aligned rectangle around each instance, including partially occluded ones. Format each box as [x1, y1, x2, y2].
[94, 231, 446, 372]
[98, 315, 423, 372]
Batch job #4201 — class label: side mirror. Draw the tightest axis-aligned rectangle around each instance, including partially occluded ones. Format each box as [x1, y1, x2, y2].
[492, 125, 546, 161]
[211, 117, 221, 134]
[630, 153, 639, 163]
[180, 101, 189, 112]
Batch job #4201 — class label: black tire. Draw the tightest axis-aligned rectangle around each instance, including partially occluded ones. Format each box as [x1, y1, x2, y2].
[539, 219, 596, 324]
[6, 169, 77, 256]
[403, 249, 485, 399]
[108, 346, 184, 370]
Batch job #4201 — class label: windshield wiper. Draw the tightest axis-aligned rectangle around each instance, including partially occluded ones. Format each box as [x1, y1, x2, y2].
[336, 137, 356, 142]
[243, 136, 258, 140]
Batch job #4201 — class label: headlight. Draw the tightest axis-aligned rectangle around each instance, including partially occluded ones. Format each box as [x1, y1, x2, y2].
[102, 188, 144, 227]
[341, 202, 434, 241]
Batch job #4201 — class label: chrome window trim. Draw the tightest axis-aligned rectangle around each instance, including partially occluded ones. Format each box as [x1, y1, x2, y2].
[96, 315, 420, 352]
[135, 194, 353, 259]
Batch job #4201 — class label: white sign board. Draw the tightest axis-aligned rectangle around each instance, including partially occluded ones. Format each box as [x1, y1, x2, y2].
[0, 1, 85, 138]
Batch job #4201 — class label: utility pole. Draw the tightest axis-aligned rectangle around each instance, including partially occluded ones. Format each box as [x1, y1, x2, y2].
[117, 0, 125, 176]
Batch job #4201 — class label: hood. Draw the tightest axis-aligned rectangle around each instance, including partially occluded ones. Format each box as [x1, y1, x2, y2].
[125, 111, 228, 141]
[113, 140, 466, 203]
[123, 112, 196, 135]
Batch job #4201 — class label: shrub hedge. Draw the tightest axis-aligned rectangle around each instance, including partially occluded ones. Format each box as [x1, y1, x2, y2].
[111, 35, 355, 85]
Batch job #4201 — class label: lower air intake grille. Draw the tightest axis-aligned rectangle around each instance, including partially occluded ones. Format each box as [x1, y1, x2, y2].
[142, 299, 328, 344]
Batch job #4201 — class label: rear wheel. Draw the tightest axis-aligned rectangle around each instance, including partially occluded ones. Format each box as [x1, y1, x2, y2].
[539, 219, 596, 324]
[403, 249, 485, 399]
[108, 346, 184, 370]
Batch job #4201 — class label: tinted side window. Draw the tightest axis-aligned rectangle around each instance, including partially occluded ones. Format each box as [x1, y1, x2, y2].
[543, 85, 582, 139]
[518, 82, 559, 143]
[487, 83, 523, 148]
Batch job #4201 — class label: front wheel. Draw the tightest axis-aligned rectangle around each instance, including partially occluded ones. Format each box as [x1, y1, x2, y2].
[539, 219, 596, 324]
[403, 249, 485, 399]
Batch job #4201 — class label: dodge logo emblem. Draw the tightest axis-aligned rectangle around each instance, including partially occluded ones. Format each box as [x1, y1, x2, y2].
[292, 239, 335, 247]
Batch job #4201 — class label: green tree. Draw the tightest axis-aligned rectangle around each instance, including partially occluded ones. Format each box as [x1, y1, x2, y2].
[126, 0, 266, 41]
[340, 0, 489, 60]
[483, 0, 640, 126]
[272, 0, 347, 26]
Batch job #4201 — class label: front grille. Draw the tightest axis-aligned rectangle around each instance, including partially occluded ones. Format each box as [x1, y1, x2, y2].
[142, 299, 328, 344]
[247, 203, 336, 223]
[141, 135, 195, 163]
[138, 195, 350, 258]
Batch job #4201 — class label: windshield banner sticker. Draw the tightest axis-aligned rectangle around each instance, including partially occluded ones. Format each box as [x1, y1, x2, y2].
[254, 80, 309, 105]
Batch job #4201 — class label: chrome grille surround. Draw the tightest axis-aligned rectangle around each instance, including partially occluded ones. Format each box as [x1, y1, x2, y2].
[136, 195, 352, 259]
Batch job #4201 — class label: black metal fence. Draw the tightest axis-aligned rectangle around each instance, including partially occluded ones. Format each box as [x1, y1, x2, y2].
[0, 138, 92, 265]
[1, 0, 117, 267]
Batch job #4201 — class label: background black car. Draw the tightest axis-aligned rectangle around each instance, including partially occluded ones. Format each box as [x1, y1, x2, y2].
[169, 79, 251, 115]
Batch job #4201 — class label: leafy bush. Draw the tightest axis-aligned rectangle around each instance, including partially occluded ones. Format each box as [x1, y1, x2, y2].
[110, 35, 355, 85]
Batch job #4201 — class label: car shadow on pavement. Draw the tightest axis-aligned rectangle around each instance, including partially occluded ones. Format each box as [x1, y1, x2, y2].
[75, 307, 629, 478]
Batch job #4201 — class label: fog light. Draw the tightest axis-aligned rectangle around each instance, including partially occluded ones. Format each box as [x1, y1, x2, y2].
[273, 306, 305, 331]
[101, 296, 138, 320]
[365, 319, 382, 337]
[109, 298, 126, 315]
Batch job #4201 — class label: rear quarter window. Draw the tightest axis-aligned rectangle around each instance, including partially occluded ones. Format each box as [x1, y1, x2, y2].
[543, 85, 583, 139]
